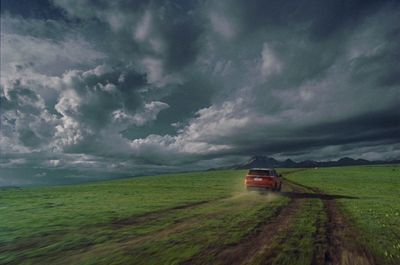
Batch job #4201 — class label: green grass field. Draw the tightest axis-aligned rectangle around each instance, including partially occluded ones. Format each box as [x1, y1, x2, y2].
[0, 170, 289, 264]
[1, 165, 399, 265]
[285, 165, 400, 264]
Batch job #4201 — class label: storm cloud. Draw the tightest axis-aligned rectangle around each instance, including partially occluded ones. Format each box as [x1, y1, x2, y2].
[1, 0, 399, 185]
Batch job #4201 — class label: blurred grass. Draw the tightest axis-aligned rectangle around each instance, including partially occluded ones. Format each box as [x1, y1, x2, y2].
[285, 165, 400, 264]
[0, 170, 290, 264]
[2, 166, 398, 264]
[1, 170, 245, 244]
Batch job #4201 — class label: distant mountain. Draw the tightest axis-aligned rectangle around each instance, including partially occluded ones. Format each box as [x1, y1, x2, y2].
[234, 155, 400, 169]
[236, 155, 281, 169]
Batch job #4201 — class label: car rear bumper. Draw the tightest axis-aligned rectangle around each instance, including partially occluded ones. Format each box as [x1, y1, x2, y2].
[245, 175, 279, 189]
[245, 179, 275, 188]
[246, 184, 275, 188]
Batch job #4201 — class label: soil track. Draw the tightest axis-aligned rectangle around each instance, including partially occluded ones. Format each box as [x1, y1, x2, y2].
[182, 182, 306, 265]
[111, 199, 214, 227]
[323, 195, 376, 265]
[184, 180, 377, 265]
[284, 179, 377, 265]
[215, 184, 305, 265]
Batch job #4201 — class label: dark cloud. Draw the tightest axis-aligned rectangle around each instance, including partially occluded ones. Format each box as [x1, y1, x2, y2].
[1, 0, 67, 20]
[1, 0, 400, 186]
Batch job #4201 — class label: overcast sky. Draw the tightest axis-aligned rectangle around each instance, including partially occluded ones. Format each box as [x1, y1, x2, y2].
[1, 0, 399, 186]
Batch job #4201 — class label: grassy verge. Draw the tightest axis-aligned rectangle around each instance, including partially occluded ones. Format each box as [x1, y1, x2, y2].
[284, 165, 400, 264]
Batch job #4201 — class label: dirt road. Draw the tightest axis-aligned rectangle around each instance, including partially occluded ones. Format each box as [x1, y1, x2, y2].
[184, 180, 377, 265]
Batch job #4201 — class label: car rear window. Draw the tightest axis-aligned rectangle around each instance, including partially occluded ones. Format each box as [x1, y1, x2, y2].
[248, 170, 272, 175]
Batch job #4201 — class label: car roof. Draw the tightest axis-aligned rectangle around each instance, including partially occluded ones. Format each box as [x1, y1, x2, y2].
[249, 168, 274, 171]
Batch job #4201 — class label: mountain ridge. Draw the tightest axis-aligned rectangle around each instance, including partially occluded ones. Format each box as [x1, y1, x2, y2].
[233, 155, 400, 169]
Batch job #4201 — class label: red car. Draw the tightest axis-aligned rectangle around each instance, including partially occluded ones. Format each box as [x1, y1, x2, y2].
[245, 168, 282, 191]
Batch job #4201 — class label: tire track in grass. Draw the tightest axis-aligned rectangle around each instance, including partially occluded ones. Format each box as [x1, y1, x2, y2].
[236, 181, 323, 265]
[111, 199, 215, 227]
[182, 182, 306, 265]
[217, 196, 305, 265]
[323, 198, 376, 265]
[285, 178, 377, 265]
[1, 199, 219, 265]
[197, 177, 377, 265]
[250, 198, 324, 265]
